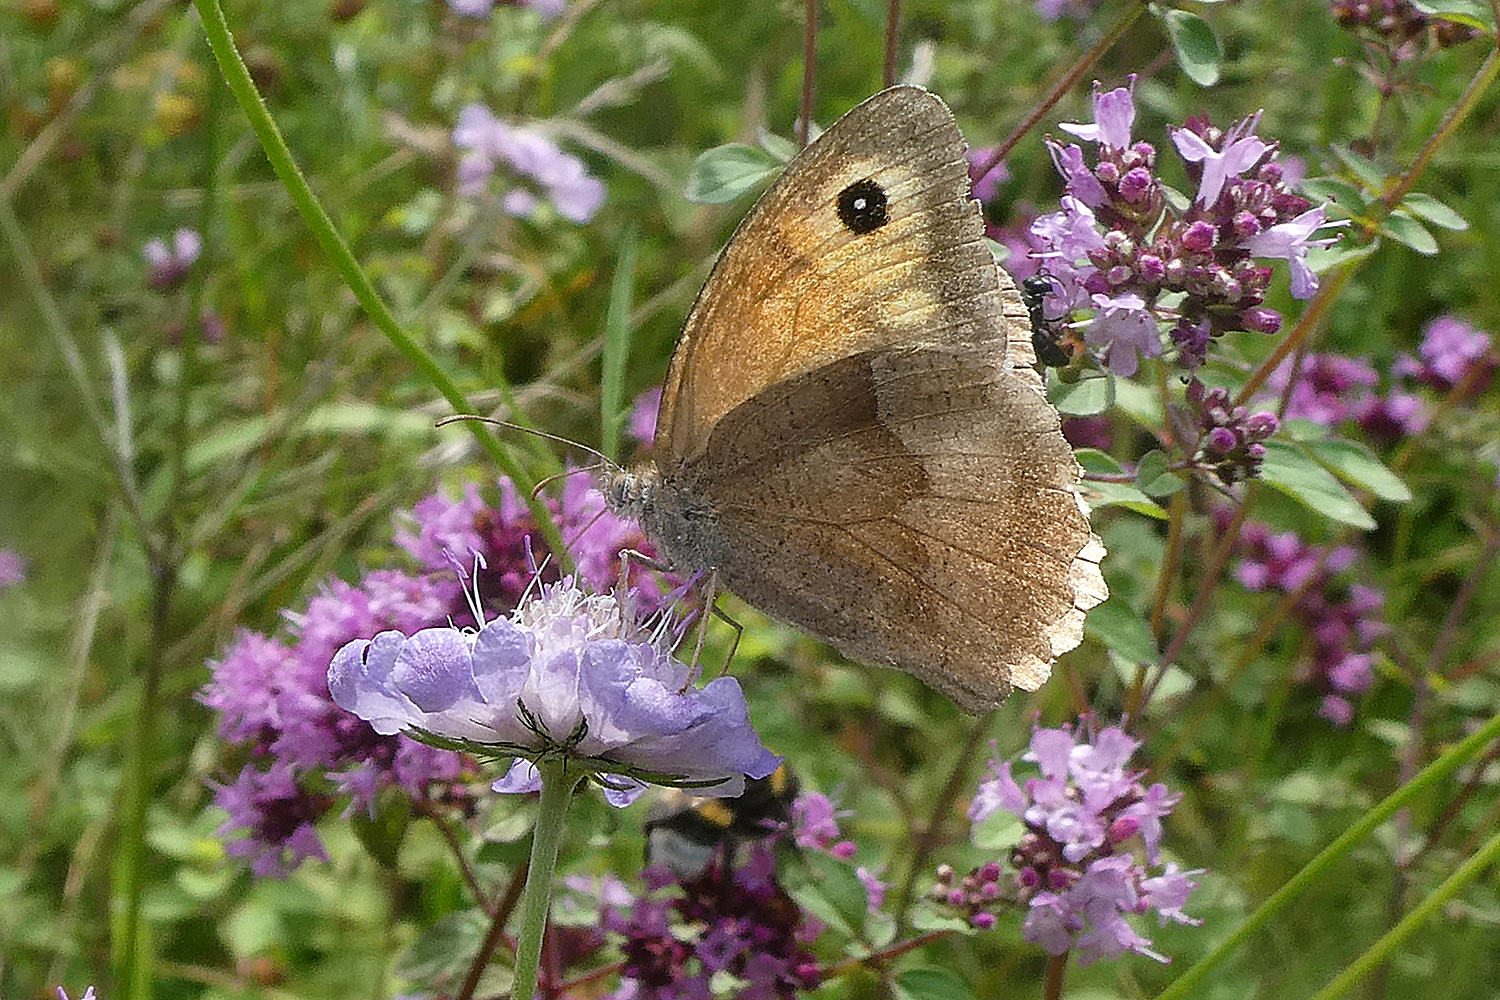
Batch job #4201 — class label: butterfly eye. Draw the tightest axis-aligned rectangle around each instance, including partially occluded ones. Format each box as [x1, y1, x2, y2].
[836, 178, 888, 234]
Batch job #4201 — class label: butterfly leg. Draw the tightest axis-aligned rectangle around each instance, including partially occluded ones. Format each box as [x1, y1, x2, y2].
[709, 599, 743, 679]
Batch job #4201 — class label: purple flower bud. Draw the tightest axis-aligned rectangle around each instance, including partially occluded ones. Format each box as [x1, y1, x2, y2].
[1119, 166, 1154, 202]
[1096, 161, 1120, 185]
[1242, 306, 1282, 334]
[979, 860, 1003, 881]
[1164, 257, 1187, 285]
[832, 840, 857, 860]
[1206, 427, 1239, 454]
[1108, 814, 1142, 842]
[1137, 253, 1166, 282]
[1181, 220, 1216, 252]
[1232, 210, 1262, 239]
[1107, 265, 1133, 286]
[1244, 412, 1279, 438]
[948, 889, 967, 906]
[1017, 866, 1042, 888]
[935, 863, 955, 883]
[1244, 443, 1267, 461]
[1047, 868, 1073, 890]
[1186, 378, 1206, 404]
[971, 911, 997, 930]
[1132, 141, 1157, 164]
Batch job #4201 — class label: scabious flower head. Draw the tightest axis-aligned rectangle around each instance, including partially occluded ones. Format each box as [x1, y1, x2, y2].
[0, 549, 26, 592]
[1030, 84, 1340, 372]
[966, 721, 1202, 965]
[203, 474, 668, 873]
[57, 989, 98, 1000]
[142, 228, 200, 290]
[330, 575, 779, 806]
[452, 103, 605, 223]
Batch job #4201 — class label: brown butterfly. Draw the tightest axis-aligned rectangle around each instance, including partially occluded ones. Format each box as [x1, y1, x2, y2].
[604, 86, 1106, 713]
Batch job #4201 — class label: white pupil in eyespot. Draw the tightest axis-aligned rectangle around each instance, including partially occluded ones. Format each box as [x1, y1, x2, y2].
[853, 197, 867, 210]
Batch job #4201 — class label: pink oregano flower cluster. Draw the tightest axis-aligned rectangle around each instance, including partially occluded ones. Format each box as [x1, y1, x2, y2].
[1024, 79, 1341, 374]
[969, 721, 1202, 965]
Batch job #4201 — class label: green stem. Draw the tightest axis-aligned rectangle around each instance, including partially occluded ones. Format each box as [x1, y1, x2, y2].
[510, 760, 575, 1000]
[1310, 829, 1500, 1000]
[1153, 709, 1500, 1000]
[190, 0, 570, 563]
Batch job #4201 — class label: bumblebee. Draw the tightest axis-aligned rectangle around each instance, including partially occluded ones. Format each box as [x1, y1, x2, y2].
[1021, 274, 1073, 368]
[643, 764, 798, 877]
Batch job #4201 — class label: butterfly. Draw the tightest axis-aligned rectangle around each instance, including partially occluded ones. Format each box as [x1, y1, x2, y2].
[604, 86, 1106, 713]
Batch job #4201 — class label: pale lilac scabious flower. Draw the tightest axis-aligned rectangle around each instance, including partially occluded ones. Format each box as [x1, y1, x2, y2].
[445, 0, 566, 18]
[142, 228, 201, 291]
[968, 721, 1202, 965]
[0, 549, 26, 592]
[203, 474, 668, 874]
[329, 576, 779, 806]
[452, 103, 605, 223]
[58, 989, 98, 1000]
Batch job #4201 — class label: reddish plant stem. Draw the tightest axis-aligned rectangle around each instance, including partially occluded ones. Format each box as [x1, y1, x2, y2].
[415, 799, 492, 914]
[1043, 951, 1069, 1000]
[456, 861, 530, 1000]
[799, 0, 818, 148]
[971, 3, 1145, 182]
[822, 930, 951, 979]
[883, 0, 902, 88]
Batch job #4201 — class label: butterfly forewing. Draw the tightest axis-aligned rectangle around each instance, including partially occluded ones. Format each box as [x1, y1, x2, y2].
[657, 86, 1005, 467]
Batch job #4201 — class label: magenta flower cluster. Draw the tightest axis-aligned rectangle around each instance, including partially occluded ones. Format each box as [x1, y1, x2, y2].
[1230, 518, 1388, 725]
[1186, 378, 1280, 485]
[604, 846, 823, 999]
[1028, 79, 1340, 374]
[1264, 315, 1493, 444]
[201, 474, 654, 875]
[453, 103, 606, 223]
[969, 722, 1201, 965]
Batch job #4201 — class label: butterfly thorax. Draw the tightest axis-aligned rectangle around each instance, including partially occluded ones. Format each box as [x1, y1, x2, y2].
[601, 465, 726, 575]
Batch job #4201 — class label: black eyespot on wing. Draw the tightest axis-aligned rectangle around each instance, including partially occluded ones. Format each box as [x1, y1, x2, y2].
[836, 178, 888, 234]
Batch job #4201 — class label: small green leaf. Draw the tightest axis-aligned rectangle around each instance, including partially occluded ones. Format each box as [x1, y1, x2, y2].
[1400, 192, 1469, 231]
[1300, 438, 1412, 503]
[894, 967, 976, 1000]
[1136, 449, 1184, 498]
[684, 144, 781, 204]
[1331, 144, 1387, 191]
[1075, 447, 1125, 475]
[1083, 481, 1170, 518]
[1300, 177, 1369, 210]
[1086, 598, 1158, 666]
[1259, 441, 1376, 530]
[972, 807, 1023, 850]
[757, 130, 797, 163]
[1381, 212, 1440, 255]
[1409, 0, 1495, 28]
[1051, 373, 1114, 415]
[1113, 377, 1167, 429]
[1161, 9, 1222, 86]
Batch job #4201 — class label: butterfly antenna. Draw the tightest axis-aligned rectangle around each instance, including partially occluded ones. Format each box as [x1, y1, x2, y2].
[437, 415, 619, 470]
[531, 463, 607, 500]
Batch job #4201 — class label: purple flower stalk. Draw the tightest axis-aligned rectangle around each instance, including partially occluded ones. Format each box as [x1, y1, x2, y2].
[968, 721, 1203, 965]
[1029, 79, 1341, 372]
[453, 103, 605, 223]
[1185, 378, 1279, 484]
[1396, 315, 1496, 396]
[1229, 517, 1388, 725]
[142, 228, 200, 291]
[329, 575, 780, 805]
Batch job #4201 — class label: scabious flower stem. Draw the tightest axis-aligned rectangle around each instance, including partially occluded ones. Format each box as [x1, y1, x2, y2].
[511, 759, 576, 1000]
[189, 0, 569, 561]
[1155, 709, 1500, 1000]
